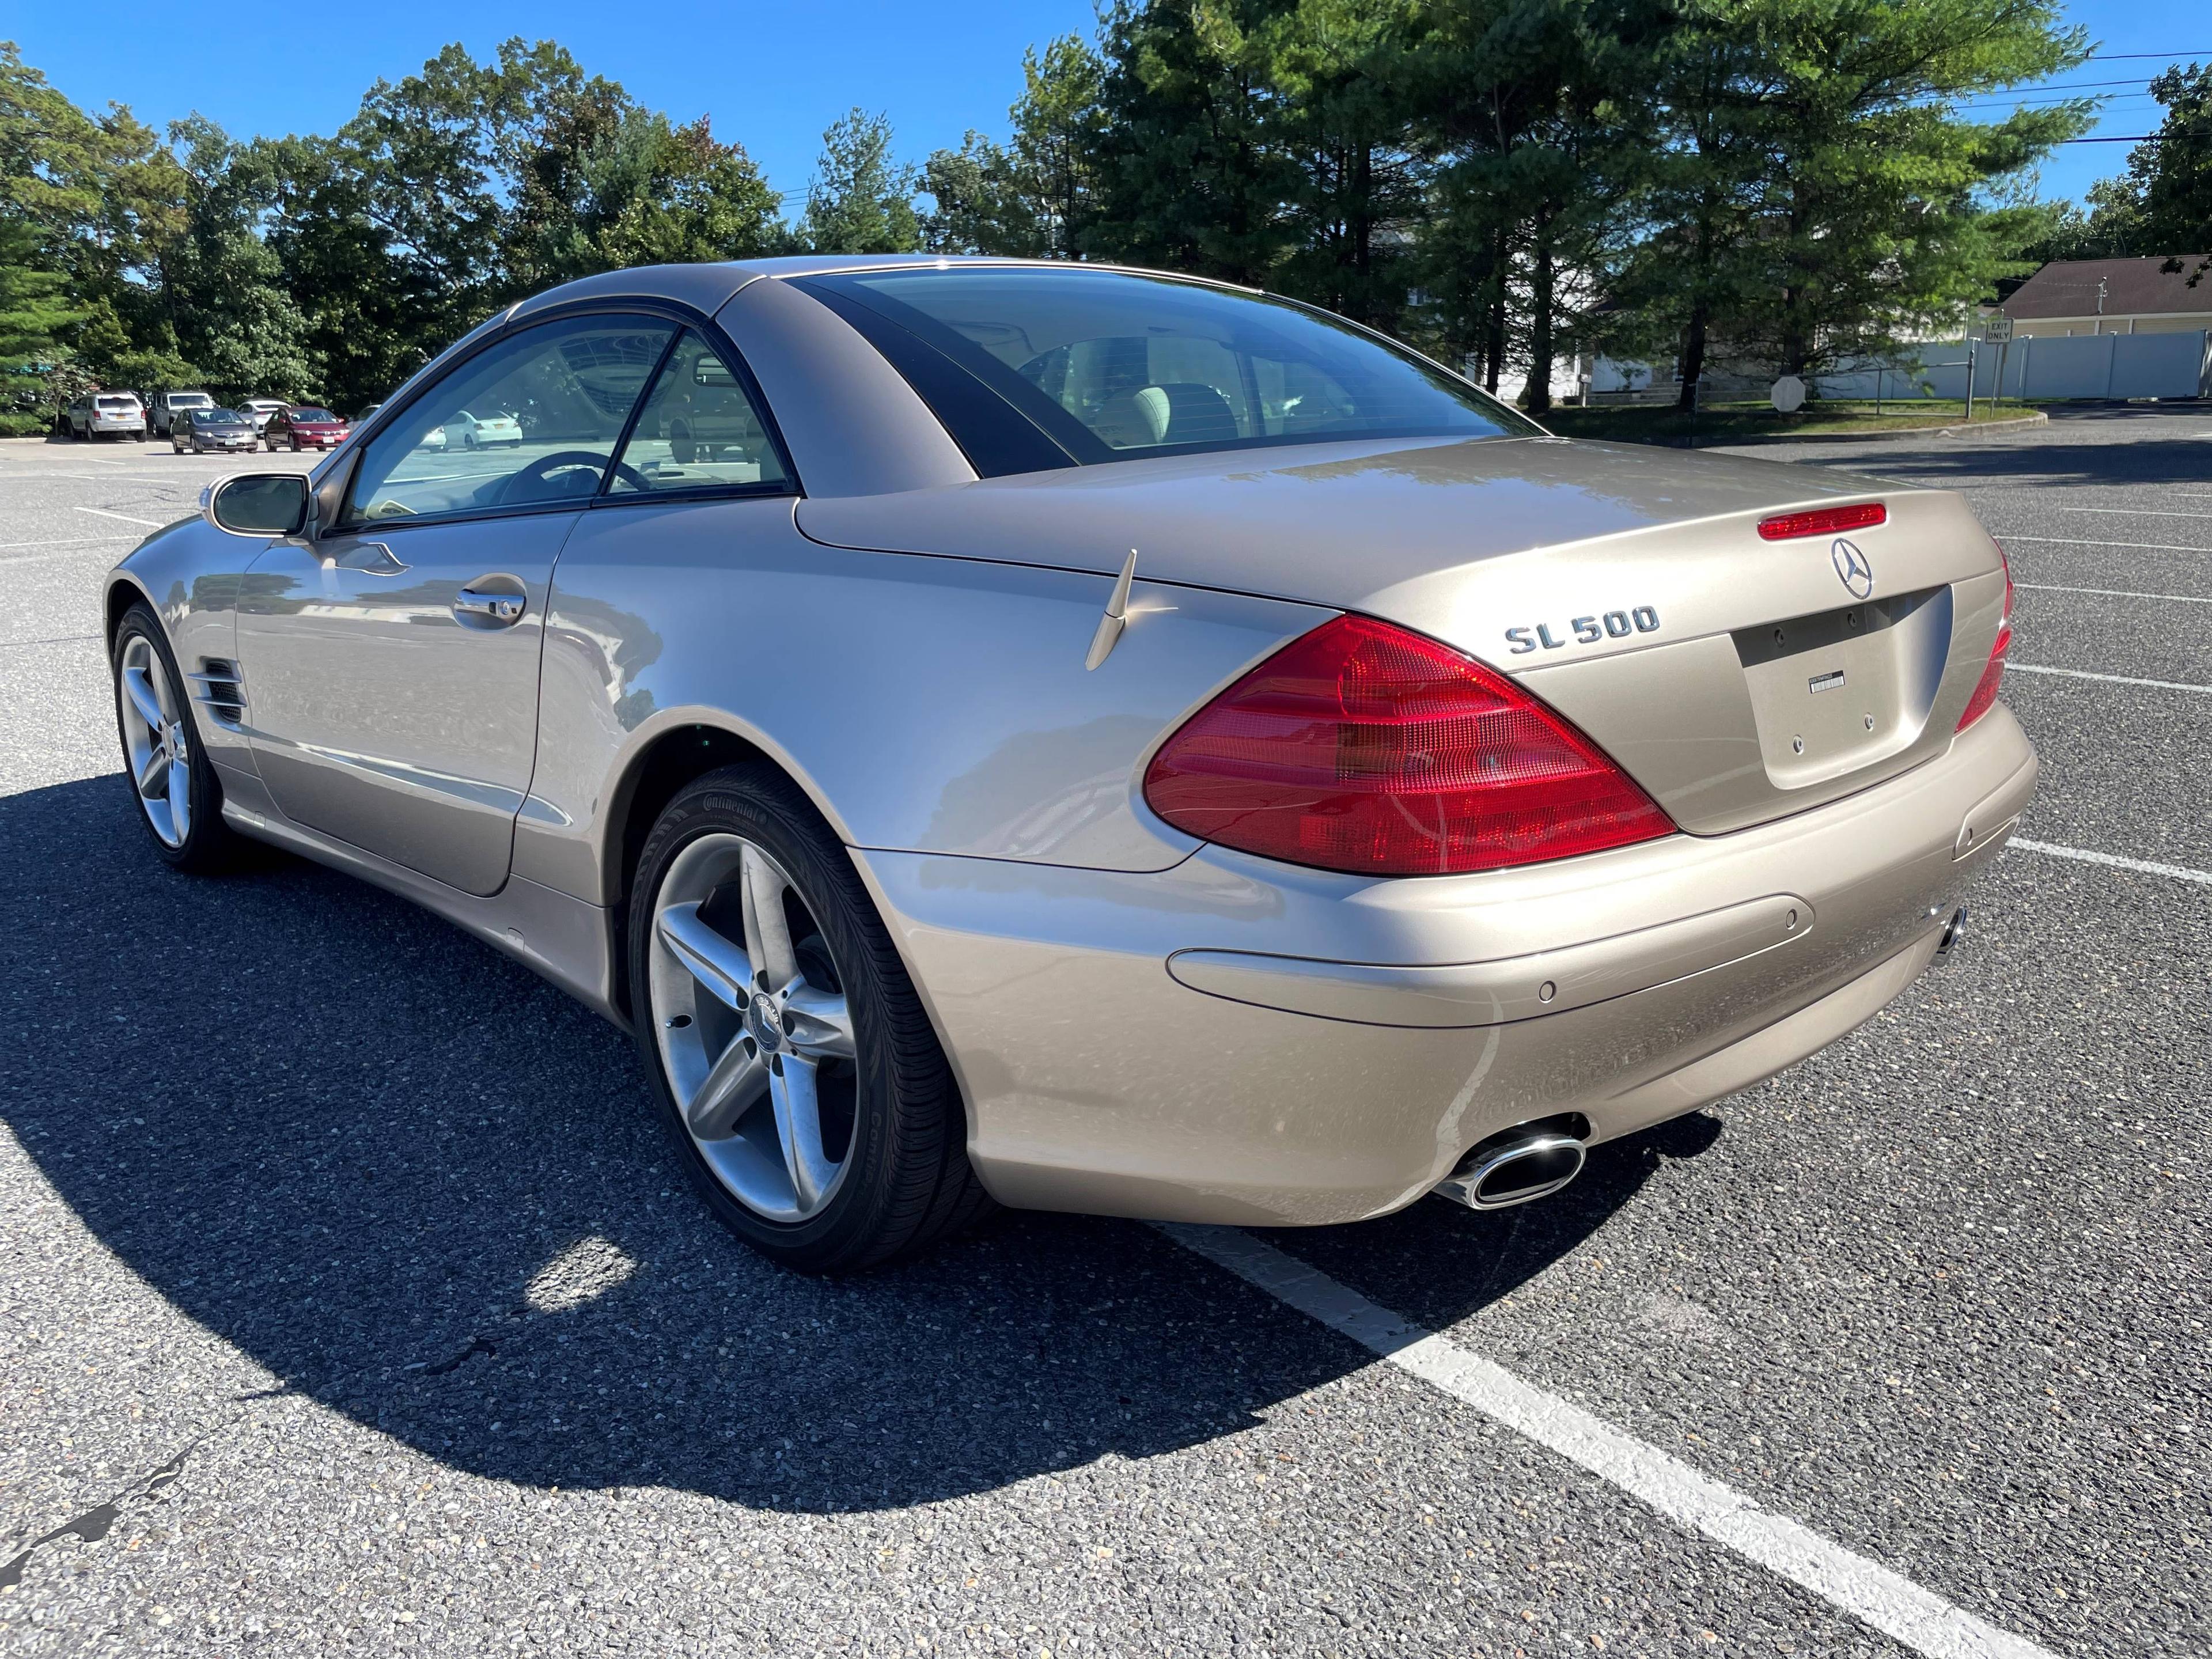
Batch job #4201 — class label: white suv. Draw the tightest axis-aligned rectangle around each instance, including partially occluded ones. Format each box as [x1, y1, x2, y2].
[63, 393, 147, 441]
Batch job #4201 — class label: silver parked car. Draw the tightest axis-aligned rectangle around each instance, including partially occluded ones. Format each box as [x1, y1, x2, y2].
[238, 397, 291, 433]
[151, 389, 214, 435]
[104, 256, 2033, 1271]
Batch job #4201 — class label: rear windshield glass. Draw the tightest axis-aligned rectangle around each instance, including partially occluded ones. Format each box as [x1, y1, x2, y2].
[97, 396, 139, 410]
[171, 393, 211, 407]
[797, 266, 1537, 476]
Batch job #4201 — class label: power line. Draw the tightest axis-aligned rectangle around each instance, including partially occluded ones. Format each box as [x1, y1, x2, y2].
[1957, 93, 2159, 105]
[1974, 76, 2181, 91]
[2083, 51, 2211, 60]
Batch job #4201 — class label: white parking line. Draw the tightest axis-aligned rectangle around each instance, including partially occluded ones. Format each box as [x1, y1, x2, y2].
[2011, 839, 2212, 886]
[2014, 582, 2212, 604]
[2008, 663, 2211, 694]
[1995, 535, 2210, 555]
[1160, 1224, 2061, 1659]
[73, 506, 163, 528]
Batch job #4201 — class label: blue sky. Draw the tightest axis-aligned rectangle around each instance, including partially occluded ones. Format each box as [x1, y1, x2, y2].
[7, 1, 2207, 212]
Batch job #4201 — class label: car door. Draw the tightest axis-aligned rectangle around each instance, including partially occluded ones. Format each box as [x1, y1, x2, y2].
[235, 311, 677, 895]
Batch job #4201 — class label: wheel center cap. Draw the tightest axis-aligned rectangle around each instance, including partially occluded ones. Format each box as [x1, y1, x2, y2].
[748, 992, 781, 1050]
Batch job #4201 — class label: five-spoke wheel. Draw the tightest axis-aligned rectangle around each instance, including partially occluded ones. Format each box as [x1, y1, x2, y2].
[111, 603, 233, 871]
[116, 631, 193, 849]
[649, 832, 858, 1222]
[630, 766, 992, 1271]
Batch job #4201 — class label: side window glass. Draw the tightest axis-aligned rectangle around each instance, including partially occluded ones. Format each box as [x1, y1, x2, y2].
[608, 331, 789, 495]
[341, 315, 675, 528]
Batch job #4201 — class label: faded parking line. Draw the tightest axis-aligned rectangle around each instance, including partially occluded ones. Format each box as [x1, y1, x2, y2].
[73, 506, 164, 528]
[1994, 535, 2211, 555]
[2010, 839, 2212, 887]
[2052, 506, 2212, 521]
[2008, 663, 2211, 694]
[1160, 1224, 2062, 1659]
[2013, 583, 2212, 604]
[0, 534, 137, 551]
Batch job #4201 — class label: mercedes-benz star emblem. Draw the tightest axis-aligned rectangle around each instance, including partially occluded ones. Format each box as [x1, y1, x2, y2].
[1831, 537, 1874, 600]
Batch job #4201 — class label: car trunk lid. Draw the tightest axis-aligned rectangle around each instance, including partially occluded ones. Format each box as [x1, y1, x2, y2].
[797, 435, 2008, 835]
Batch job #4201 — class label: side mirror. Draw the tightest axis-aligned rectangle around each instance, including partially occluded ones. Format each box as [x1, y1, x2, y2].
[203, 474, 310, 537]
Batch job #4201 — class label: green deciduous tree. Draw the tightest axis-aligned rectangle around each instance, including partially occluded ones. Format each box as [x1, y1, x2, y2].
[2083, 62, 2212, 285]
[156, 116, 315, 401]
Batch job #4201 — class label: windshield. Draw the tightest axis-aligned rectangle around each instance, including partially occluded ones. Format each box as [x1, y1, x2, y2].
[797, 266, 1537, 476]
[203, 409, 245, 423]
[292, 408, 338, 422]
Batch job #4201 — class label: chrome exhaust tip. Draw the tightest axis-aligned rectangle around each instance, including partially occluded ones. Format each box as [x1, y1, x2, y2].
[1434, 1130, 1588, 1211]
[1934, 905, 1967, 965]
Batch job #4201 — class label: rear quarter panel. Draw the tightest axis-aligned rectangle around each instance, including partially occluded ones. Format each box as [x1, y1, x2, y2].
[520, 495, 1336, 903]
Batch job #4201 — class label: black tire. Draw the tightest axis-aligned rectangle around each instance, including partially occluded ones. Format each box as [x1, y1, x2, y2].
[110, 603, 239, 874]
[627, 765, 994, 1272]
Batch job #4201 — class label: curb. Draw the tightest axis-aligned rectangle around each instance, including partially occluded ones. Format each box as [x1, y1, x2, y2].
[1641, 411, 2050, 449]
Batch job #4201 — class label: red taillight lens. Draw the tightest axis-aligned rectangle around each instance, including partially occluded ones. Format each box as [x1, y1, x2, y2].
[1142, 615, 1675, 876]
[1957, 551, 2014, 731]
[1757, 502, 1887, 540]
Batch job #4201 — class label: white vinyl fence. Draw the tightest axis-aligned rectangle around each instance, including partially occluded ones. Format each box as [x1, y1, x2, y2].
[1589, 331, 2211, 405]
[1815, 332, 2212, 403]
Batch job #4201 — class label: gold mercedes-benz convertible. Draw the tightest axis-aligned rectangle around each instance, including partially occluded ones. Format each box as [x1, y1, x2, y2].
[105, 256, 2032, 1270]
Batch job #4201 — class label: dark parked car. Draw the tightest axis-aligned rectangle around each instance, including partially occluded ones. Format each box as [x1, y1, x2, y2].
[171, 407, 261, 454]
[151, 390, 214, 435]
[264, 406, 351, 452]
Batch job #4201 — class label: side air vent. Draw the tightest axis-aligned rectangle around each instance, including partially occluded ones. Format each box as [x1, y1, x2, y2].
[190, 660, 246, 726]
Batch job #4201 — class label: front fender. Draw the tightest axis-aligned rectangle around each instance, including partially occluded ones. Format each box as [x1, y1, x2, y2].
[108, 517, 264, 774]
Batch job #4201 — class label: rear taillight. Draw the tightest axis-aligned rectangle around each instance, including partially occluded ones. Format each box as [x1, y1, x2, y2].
[1142, 615, 1675, 876]
[1757, 502, 1887, 540]
[1957, 550, 2014, 731]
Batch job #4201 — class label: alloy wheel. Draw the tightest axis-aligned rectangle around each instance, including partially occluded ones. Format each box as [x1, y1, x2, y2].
[116, 633, 192, 848]
[647, 832, 858, 1223]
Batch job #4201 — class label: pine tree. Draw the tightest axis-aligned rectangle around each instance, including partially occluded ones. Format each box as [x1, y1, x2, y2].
[802, 110, 921, 254]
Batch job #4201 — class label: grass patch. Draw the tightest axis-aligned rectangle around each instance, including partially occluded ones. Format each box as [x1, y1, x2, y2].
[1539, 399, 2042, 443]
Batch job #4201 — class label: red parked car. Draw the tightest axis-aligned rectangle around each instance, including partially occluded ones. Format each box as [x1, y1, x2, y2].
[264, 405, 350, 452]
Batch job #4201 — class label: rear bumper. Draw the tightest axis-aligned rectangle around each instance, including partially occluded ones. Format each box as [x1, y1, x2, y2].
[854, 705, 2037, 1227]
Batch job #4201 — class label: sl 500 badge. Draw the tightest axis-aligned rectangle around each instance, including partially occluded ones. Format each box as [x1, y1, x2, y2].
[1505, 606, 1661, 655]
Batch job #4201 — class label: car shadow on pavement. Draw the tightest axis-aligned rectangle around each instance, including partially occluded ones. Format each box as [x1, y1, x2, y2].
[2, 775, 1710, 1513]
[1785, 426, 2212, 489]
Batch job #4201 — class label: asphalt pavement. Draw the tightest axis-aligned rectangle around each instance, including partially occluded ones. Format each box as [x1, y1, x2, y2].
[0, 412, 2205, 1657]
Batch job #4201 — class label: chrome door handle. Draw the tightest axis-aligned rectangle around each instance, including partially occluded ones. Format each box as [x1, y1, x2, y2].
[453, 587, 525, 626]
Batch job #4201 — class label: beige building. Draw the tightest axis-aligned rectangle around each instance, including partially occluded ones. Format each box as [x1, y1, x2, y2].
[2000, 256, 2212, 338]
